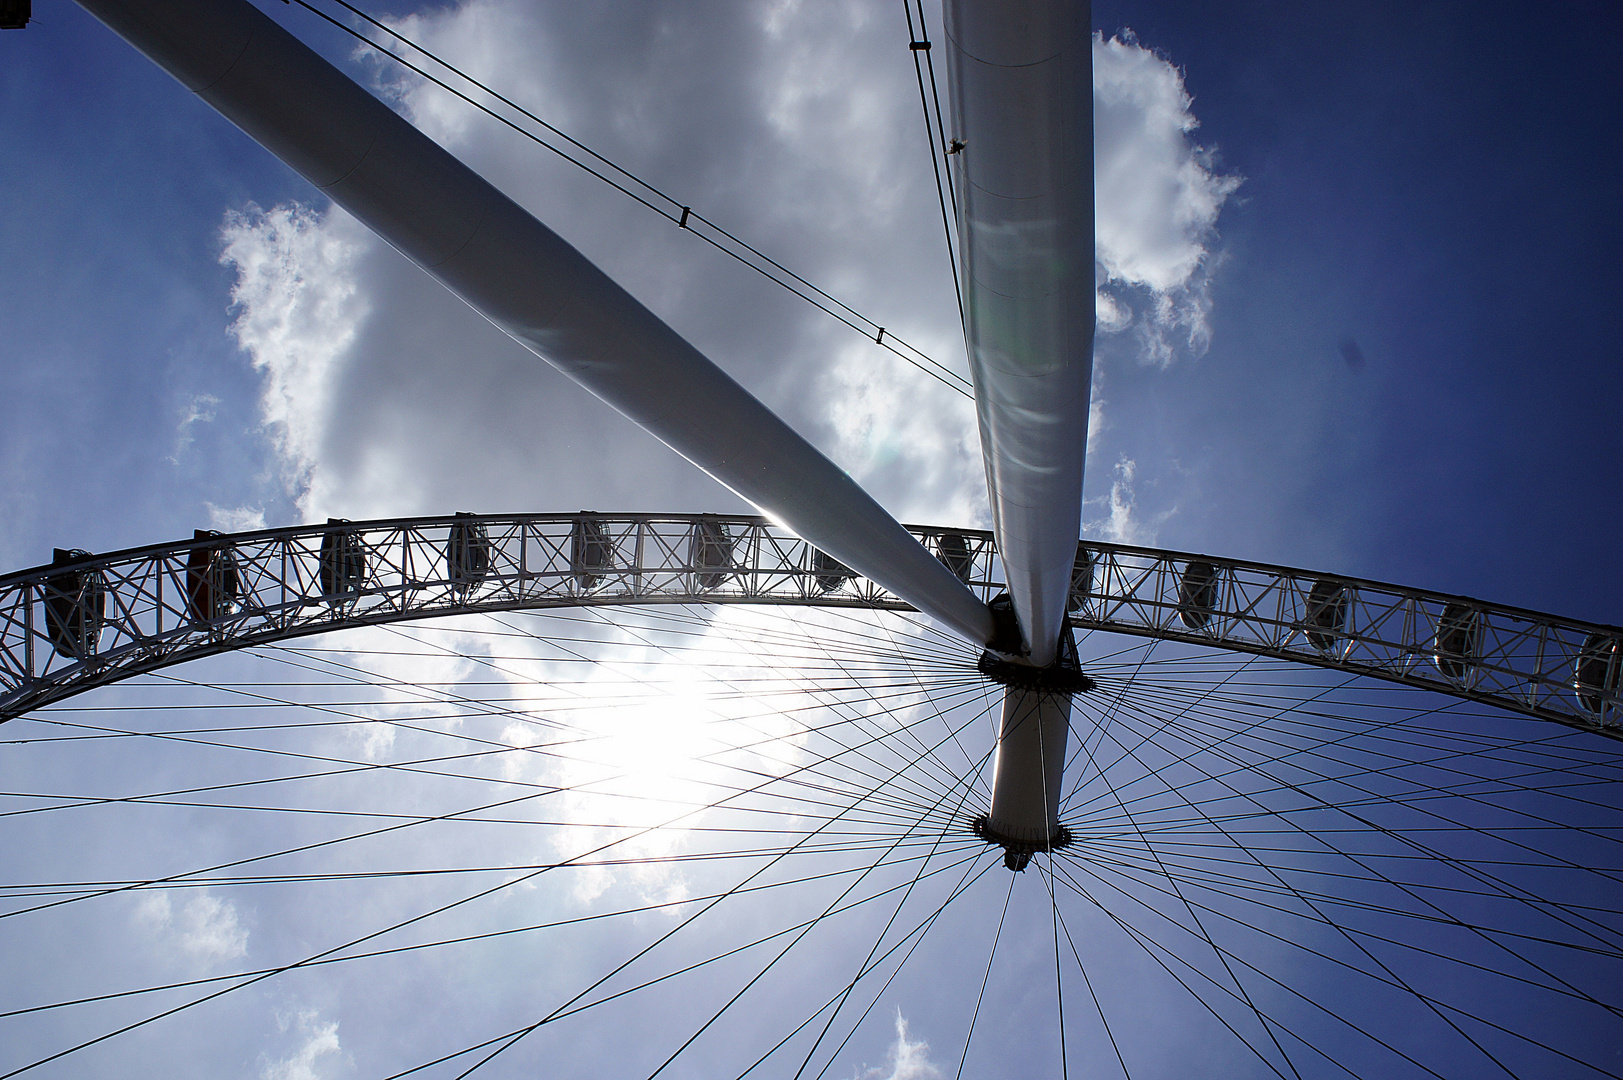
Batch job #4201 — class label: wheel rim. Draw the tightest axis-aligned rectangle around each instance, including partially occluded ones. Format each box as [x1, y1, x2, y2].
[2, 527, 1620, 1077]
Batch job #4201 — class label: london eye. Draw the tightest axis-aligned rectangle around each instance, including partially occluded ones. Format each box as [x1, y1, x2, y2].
[1, 1, 1619, 1078]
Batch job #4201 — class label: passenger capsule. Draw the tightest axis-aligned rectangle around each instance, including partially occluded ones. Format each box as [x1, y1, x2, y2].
[1304, 579, 1348, 653]
[1433, 603, 1479, 680]
[43, 548, 106, 659]
[811, 548, 851, 594]
[446, 514, 491, 589]
[571, 514, 615, 589]
[186, 529, 240, 621]
[318, 519, 367, 598]
[1574, 633, 1619, 717]
[1178, 561, 1219, 630]
[690, 517, 733, 591]
[937, 532, 973, 584]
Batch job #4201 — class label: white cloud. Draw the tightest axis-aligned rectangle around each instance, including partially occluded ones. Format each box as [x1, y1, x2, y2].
[133, 890, 249, 962]
[212, 8, 1232, 547]
[367, 1, 564, 152]
[825, 338, 987, 528]
[1085, 455, 1174, 545]
[206, 502, 267, 532]
[853, 1012, 942, 1080]
[1094, 31, 1241, 366]
[220, 202, 371, 520]
[214, 0, 965, 530]
[261, 1009, 343, 1080]
[170, 392, 220, 462]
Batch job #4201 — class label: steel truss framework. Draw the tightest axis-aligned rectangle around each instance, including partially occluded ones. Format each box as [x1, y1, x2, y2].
[0, 512, 1617, 731]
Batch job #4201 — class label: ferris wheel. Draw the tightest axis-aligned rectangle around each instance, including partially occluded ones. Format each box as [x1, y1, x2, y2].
[1, 1, 1620, 1078]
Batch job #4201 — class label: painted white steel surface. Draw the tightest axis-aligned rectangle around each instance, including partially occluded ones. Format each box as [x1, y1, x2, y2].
[986, 687, 1071, 844]
[76, 0, 995, 648]
[946, 0, 1093, 666]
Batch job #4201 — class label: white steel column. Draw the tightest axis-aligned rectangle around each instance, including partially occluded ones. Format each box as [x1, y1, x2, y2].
[984, 687, 1070, 846]
[948, 1, 1093, 857]
[77, 0, 996, 648]
[946, 0, 1093, 666]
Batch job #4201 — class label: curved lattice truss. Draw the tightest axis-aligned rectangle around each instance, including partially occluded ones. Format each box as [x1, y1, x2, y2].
[1, 514, 1616, 731]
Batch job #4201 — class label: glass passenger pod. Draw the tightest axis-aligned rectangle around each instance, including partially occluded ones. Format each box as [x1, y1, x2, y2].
[1304, 578, 1349, 654]
[42, 548, 107, 659]
[1433, 602, 1480, 681]
[689, 517, 733, 591]
[185, 529, 240, 623]
[1068, 544, 1094, 613]
[936, 532, 973, 584]
[570, 514, 615, 590]
[1574, 633, 1620, 719]
[0, 0, 30, 31]
[446, 513, 491, 591]
[318, 518, 367, 600]
[810, 548, 851, 594]
[1178, 560, 1220, 630]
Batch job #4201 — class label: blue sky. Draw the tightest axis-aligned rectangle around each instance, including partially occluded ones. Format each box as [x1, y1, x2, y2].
[2, 2, 1621, 1077]
[5, 1, 1620, 618]
[1087, 0, 1623, 619]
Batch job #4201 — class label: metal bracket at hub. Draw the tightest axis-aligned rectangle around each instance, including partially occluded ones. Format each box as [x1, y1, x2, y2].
[972, 814, 1075, 872]
[977, 594, 1095, 693]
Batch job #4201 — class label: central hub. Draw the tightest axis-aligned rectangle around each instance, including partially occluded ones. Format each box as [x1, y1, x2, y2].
[977, 643, 1095, 693]
[974, 594, 1093, 871]
[975, 594, 1095, 693]
[973, 814, 1075, 872]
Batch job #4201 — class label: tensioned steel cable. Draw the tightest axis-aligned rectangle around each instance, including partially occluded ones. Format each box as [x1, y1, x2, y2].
[1046, 856, 1073, 1080]
[1056, 849, 1614, 1079]
[1090, 682, 1623, 964]
[955, 869, 1016, 1080]
[402, 851, 999, 1080]
[652, 853, 1000, 1080]
[901, 0, 966, 337]
[286, 0, 976, 398]
[2, 846, 980, 1022]
[1075, 699, 1527, 1077]
[2, 673, 990, 1079]
[254, 629, 971, 820]
[1047, 857, 1425, 1080]
[3, 610, 999, 870]
[1078, 678, 1370, 1080]
[800, 842, 996, 1080]
[1063, 655, 1619, 830]
[609, 718, 991, 1080]
[688, 623, 1623, 1071]
[271, 611, 986, 822]
[0, 774, 730, 1078]
[1047, 892, 1132, 1080]
[1075, 843, 1623, 1013]
[857, 608, 992, 799]
[378, 699, 997, 1079]
[379, 848, 992, 1079]
[0, 730, 976, 852]
[786, 730, 991, 1078]
[1044, 859, 1307, 1077]
[1079, 684, 1623, 876]
[1077, 846, 1623, 972]
[1056, 838, 1455, 1079]
[1, 659, 980, 921]
[765, 617, 985, 807]
[1071, 678, 1623, 911]
[727, 850, 992, 1080]
[536, 605, 983, 810]
[16, 608, 1618, 1073]
[1064, 669, 1623, 1065]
